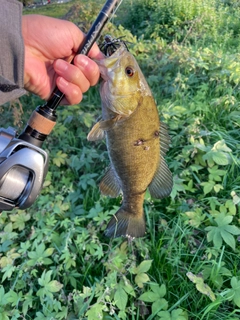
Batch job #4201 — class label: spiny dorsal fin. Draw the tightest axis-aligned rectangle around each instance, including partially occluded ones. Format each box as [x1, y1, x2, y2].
[99, 166, 121, 198]
[148, 155, 173, 199]
[160, 122, 171, 156]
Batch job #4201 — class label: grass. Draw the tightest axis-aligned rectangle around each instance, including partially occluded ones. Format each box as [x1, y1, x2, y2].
[24, 0, 82, 18]
[23, 0, 105, 32]
[0, 0, 240, 319]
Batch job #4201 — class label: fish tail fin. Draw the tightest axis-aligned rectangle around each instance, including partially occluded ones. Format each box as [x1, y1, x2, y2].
[105, 207, 145, 238]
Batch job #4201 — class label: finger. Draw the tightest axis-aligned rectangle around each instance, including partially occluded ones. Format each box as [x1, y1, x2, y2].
[74, 55, 100, 86]
[54, 56, 99, 91]
[56, 77, 83, 105]
[88, 42, 105, 59]
[54, 58, 90, 93]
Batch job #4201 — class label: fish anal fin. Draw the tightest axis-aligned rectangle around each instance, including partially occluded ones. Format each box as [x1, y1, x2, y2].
[149, 156, 173, 199]
[99, 167, 121, 198]
[105, 208, 146, 238]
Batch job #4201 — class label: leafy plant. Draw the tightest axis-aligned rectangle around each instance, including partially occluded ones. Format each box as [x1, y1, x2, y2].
[0, 0, 240, 319]
[139, 283, 168, 315]
[205, 212, 240, 250]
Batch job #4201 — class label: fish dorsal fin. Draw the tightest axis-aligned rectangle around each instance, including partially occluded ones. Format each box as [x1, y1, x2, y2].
[99, 166, 121, 198]
[87, 115, 124, 141]
[148, 155, 173, 199]
[160, 122, 171, 156]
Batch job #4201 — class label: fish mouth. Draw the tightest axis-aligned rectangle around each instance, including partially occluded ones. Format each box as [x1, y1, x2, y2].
[95, 38, 128, 80]
[98, 66, 115, 82]
[100, 73, 109, 82]
[96, 56, 119, 69]
[95, 43, 126, 69]
[97, 57, 120, 82]
[100, 35, 128, 57]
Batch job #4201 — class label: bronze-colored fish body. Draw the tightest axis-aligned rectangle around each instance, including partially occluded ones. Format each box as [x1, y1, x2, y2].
[88, 43, 172, 238]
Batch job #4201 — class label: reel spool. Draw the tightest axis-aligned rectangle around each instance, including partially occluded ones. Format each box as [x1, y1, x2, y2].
[0, 166, 29, 200]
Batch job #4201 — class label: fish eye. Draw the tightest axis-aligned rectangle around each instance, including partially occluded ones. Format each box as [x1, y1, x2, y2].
[125, 66, 134, 77]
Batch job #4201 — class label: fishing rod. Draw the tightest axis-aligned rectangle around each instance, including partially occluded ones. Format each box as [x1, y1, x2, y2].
[0, 0, 122, 211]
[19, 0, 121, 148]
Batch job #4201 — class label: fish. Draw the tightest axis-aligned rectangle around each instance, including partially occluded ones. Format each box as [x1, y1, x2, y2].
[87, 38, 173, 238]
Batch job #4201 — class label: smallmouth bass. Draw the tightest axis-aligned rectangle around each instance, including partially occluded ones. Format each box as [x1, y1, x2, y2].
[88, 39, 172, 238]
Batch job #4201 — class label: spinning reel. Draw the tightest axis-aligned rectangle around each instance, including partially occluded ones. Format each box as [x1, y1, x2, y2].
[0, 0, 121, 211]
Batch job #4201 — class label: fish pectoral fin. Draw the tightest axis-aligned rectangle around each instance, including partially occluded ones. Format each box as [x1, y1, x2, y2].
[100, 114, 123, 129]
[87, 121, 105, 141]
[87, 115, 123, 141]
[99, 166, 121, 198]
[148, 156, 173, 199]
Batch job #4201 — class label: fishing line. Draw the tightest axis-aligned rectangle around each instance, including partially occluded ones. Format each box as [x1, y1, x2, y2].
[109, 0, 123, 22]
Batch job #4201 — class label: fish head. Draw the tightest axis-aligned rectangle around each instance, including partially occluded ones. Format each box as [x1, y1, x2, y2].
[96, 44, 152, 116]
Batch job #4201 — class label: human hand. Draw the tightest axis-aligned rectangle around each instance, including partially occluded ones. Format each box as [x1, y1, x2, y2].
[22, 15, 103, 105]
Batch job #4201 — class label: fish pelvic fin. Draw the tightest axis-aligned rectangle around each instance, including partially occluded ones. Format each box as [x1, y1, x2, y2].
[149, 155, 173, 199]
[99, 166, 121, 197]
[105, 208, 145, 238]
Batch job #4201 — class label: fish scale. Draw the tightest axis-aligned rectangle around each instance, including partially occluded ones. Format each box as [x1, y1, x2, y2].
[88, 40, 173, 238]
[107, 96, 160, 194]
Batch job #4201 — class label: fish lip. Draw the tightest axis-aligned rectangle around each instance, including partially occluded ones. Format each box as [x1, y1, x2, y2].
[100, 70, 115, 82]
[95, 44, 126, 66]
[99, 64, 119, 82]
[100, 74, 109, 82]
[95, 44, 127, 82]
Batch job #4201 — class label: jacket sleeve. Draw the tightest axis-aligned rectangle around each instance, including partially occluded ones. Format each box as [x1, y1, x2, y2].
[0, 0, 26, 105]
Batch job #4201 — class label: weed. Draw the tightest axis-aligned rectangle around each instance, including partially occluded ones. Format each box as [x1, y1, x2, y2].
[1, 0, 240, 319]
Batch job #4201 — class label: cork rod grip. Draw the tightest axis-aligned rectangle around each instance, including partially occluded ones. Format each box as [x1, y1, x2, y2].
[27, 111, 56, 135]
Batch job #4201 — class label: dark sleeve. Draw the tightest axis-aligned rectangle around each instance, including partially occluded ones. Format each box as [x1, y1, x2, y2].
[0, 0, 26, 105]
